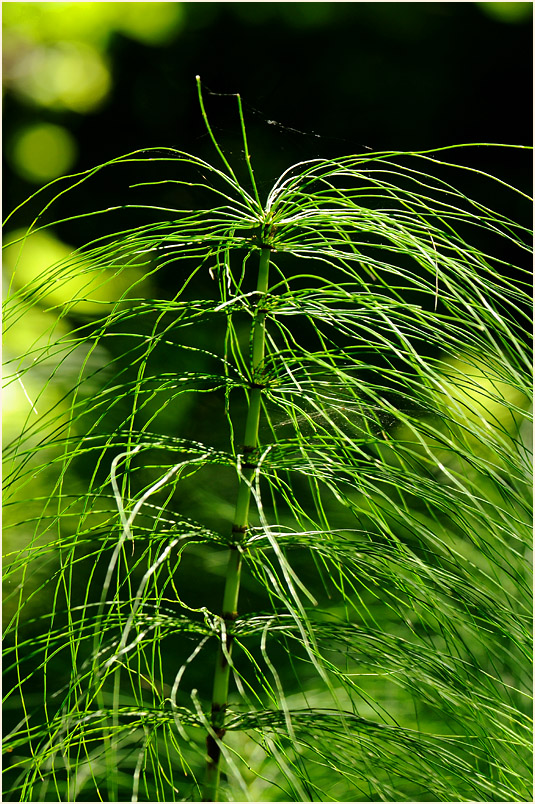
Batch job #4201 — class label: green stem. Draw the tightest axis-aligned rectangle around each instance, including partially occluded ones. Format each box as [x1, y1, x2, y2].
[202, 247, 270, 802]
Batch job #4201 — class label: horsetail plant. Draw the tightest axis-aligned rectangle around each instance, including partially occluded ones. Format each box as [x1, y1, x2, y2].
[3, 78, 532, 802]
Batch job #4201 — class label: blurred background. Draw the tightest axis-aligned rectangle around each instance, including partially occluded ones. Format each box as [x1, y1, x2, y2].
[3, 1, 532, 212]
[2, 4, 533, 799]
[3, 1, 532, 326]
[3, 0, 533, 665]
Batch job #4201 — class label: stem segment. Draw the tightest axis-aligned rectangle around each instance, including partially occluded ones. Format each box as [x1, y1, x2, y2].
[203, 247, 270, 801]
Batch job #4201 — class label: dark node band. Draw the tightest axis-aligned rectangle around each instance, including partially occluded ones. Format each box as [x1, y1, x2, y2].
[206, 730, 226, 764]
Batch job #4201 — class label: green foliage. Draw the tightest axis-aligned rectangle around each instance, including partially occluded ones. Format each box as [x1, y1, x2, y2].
[3, 84, 532, 802]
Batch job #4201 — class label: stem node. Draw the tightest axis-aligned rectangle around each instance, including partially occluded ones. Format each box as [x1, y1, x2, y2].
[202, 247, 270, 801]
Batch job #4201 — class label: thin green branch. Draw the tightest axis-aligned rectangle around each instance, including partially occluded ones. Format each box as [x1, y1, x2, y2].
[203, 247, 270, 801]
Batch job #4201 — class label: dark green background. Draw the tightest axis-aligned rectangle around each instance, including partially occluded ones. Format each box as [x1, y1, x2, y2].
[2, 5, 532, 799]
[3, 1, 533, 236]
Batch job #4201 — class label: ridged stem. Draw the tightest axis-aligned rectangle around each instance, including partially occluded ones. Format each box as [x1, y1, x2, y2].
[202, 247, 270, 801]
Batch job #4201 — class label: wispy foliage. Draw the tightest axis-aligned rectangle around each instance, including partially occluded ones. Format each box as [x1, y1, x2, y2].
[3, 83, 532, 802]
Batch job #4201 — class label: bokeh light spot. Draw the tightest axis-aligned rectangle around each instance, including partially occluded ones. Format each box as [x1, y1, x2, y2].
[116, 3, 184, 45]
[4, 228, 147, 315]
[10, 41, 111, 112]
[478, 2, 532, 23]
[10, 122, 77, 182]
